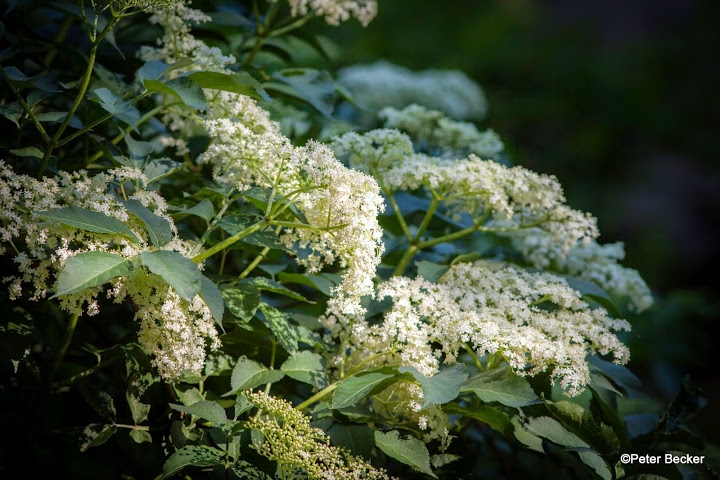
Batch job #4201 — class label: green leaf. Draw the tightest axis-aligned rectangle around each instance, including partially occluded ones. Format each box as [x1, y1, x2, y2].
[280, 351, 327, 389]
[590, 388, 631, 449]
[587, 355, 642, 395]
[461, 367, 539, 407]
[140, 250, 202, 301]
[230, 460, 274, 480]
[38, 206, 139, 242]
[416, 260, 450, 283]
[226, 356, 285, 395]
[511, 416, 544, 452]
[222, 285, 261, 324]
[246, 277, 311, 303]
[218, 215, 289, 251]
[578, 451, 612, 480]
[144, 158, 183, 185]
[36, 111, 83, 129]
[10, 146, 45, 158]
[52, 251, 133, 298]
[332, 367, 408, 409]
[524, 416, 589, 448]
[557, 273, 622, 318]
[79, 424, 118, 452]
[431, 454, 461, 468]
[545, 400, 620, 455]
[199, 276, 224, 326]
[144, 77, 206, 110]
[374, 430, 436, 478]
[172, 198, 215, 221]
[170, 400, 228, 426]
[90, 87, 140, 127]
[322, 422, 375, 458]
[277, 272, 340, 297]
[444, 403, 514, 437]
[187, 71, 271, 102]
[399, 364, 468, 408]
[267, 68, 337, 117]
[127, 393, 151, 425]
[124, 133, 154, 159]
[161, 445, 224, 479]
[258, 303, 301, 353]
[129, 429, 152, 444]
[123, 199, 172, 247]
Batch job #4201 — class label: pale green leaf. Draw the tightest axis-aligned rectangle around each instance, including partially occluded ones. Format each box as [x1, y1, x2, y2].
[399, 364, 468, 408]
[187, 71, 271, 101]
[226, 356, 285, 395]
[332, 367, 407, 409]
[525, 416, 590, 448]
[461, 366, 538, 407]
[374, 430, 436, 478]
[161, 445, 224, 479]
[53, 251, 133, 297]
[144, 77, 206, 110]
[79, 424, 118, 452]
[129, 429, 152, 444]
[38, 206, 139, 242]
[280, 351, 327, 389]
[578, 451, 612, 480]
[140, 250, 202, 301]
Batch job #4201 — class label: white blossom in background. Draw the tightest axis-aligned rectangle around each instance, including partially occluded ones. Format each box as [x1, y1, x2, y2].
[338, 60, 488, 126]
[269, 0, 378, 26]
[0, 162, 219, 379]
[379, 104, 504, 160]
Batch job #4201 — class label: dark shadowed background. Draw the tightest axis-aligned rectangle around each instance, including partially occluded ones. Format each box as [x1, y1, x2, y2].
[314, 0, 720, 445]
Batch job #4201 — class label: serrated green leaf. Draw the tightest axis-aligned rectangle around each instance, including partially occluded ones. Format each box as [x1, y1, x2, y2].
[170, 400, 228, 426]
[444, 403, 514, 436]
[222, 285, 261, 324]
[90, 87, 140, 127]
[10, 146, 45, 158]
[258, 303, 301, 353]
[280, 351, 327, 389]
[277, 272, 340, 297]
[38, 206, 139, 242]
[374, 430, 436, 478]
[332, 367, 407, 409]
[80, 424, 118, 452]
[590, 388, 631, 449]
[578, 451, 612, 480]
[199, 276, 224, 326]
[187, 71, 271, 101]
[247, 277, 311, 303]
[399, 364, 468, 408]
[511, 416, 544, 452]
[52, 251, 133, 297]
[525, 416, 589, 448]
[172, 198, 215, 221]
[129, 429, 152, 444]
[226, 356, 285, 395]
[144, 77, 206, 110]
[140, 250, 202, 301]
[123, 199, 172, 247]
[161, 445, 224, 479]
[546, 400, 620, 455]
[322, 422, 375, 458]
[230, 460, 274, 480]
[461, 366, 539, 407]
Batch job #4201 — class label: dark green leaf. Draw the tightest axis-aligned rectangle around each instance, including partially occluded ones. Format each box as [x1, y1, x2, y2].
[399, 364, 468, 408]
[129, 429, 152, 444]
[587, 355, 642, 395]
[222, 285, 261, 324]
[590, 388, 631, 449]
[230, 460, 274, 480]
[578, 451, 612, 480]
[52, 251, 133, 298]
[267, 68, 337, 117]
[90, 87, 140, 127]
[38, 206, 139, 242]
[144, 158, 183, 184]
[374, 430, 436, 478]
[258, 303, 301, 353]
[144, 77, 206, 110]
[161, 445, 224, 479]
[461, 367, 539, 407]
[524, 416, 589, 448]
[172, 198, 215, 221]
[199, 276, 224, 326]
[444, 403, 514, 437]
[124, 134, 155, 159]
[123, 199, 172, 247]
[416, 260, 450, 283]
[280, 351, 327, 389]
[324, 423, 375, 458]
[188, 71, 271, 101]
[126, 393, 151, 425]
[170, 400, 228, 426]
[246, 277, 311, 303]
[80, 424, 118, 452]
[545, 400, 620, 455]
[0, 102, 23, 128]
[140, 250, 202, 301]
[36, 111, 83, 129]
[278, 272, 340, 297]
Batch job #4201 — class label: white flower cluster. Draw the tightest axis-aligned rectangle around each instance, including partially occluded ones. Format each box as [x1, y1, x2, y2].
[269, 0, 378, 26]
[379, 104, 504, 160]
[0, 162, 219, 379]
[143, 1, 386, 316]
[331, 128, 599, 258]
[327, 261, 631, 399]
[338, 60, 488, 127]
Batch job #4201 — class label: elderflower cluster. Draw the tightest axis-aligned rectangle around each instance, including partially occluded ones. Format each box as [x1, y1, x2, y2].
[332, 128, 599, 259]
[245, 391, 394, 480]
[337, 60, 488, 127]
[379, 104, 504, 160]
[200, 118, 385, 316]
[326, 261, 631, 401]
[0, 162, 219, 379]
[269, 0, 378, 26]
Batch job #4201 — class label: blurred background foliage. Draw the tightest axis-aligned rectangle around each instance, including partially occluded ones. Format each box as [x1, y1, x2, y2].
[310, 0, 720, 446]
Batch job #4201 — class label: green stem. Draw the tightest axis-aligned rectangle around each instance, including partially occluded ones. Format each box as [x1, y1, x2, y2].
[463, 344, 485, 372]
[0, 66, 51, 143]
[38, 13, 121, 177]
[391, 195, 440, 277]
[50, 312, 80, 379]
[268, 14, 313, 37]
[386, 191, 412, 240]
[345, 349, 397, 377]
[239, 246, 270, 279]
[192, 222, 264, 264]
[392, 244, 418, 277]
[295, 383, 338, 411]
